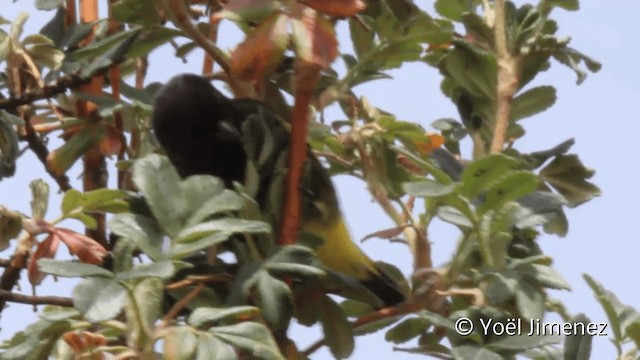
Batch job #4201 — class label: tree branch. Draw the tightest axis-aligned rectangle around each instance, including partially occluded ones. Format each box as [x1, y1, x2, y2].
[0, 75, 93, 110]
[490, 0, 520, 153]
[278, 65, 320, 246]
[0, 290, 73, 307]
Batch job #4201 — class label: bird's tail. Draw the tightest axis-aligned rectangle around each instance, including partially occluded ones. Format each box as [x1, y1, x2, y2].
[305, 214, 406, 307]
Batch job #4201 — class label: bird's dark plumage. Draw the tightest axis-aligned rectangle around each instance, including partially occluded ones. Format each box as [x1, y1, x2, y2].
[152, 74, 405, 307]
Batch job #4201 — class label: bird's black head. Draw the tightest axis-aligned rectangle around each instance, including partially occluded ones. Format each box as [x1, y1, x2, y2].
[151, 74, 246, 181]
[152, 73, 233, 131]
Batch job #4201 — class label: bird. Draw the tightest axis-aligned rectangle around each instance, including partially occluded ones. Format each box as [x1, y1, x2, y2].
[151, 73, 406, 307]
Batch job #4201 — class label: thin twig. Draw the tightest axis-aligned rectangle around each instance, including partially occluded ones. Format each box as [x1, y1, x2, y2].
[0, 289, 73, 307]
[202, 3, 222, 75]
[161, 282, 205, 327]
[24, 116, 73, 192]
[165, 274, 233, 290]
[355, 137, 432, 270]
[158, 0, 230, 75]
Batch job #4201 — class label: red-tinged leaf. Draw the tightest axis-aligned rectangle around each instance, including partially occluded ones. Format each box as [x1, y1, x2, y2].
[28, 232, 61, 285]
[99, 125, 124, 156]
[55, 228, 107, 265]
[214, 0, 281, 23]
[47, 125, 106, 176]
[361, 225, 410, 242]
[231, 13, 289, 82]
[299, 0, 366, 17]
[291, 5, 338, 69]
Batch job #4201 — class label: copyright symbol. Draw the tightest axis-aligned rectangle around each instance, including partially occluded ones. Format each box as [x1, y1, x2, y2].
[455, 317, 473, 336]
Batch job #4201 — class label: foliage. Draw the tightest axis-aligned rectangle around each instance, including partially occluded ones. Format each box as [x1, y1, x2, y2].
[0, 0, 629, 359]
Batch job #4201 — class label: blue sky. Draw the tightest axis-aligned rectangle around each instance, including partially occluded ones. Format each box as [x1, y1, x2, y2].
[1, 1, 637, 359]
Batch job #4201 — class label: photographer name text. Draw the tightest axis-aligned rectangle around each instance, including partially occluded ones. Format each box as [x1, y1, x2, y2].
[455, 317, 608, 337]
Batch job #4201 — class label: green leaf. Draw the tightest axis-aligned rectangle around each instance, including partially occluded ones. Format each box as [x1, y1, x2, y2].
[518, 191, 568, 236]
[182, 175, 226, 214]
[177, 218, 270, 243]
[26, 43, 64, 70]
[515, 263, 571, 290]
[487, 334, 560, 352]
[254, 271, 293, 331]
[163, 326, 198, 360]
[460, 154, 518, 199]
[584, 274, 639, 343]
[62, 188, 129, 217]
[188, 190, 246, 226]
[61, 189, 83, 216]
[480, 171, 539, 214]
[540, 0, 580, 12]
[37, 259, 113, 278]
[36, 0, 64, 10]
[0, 208, 22, 251]
[112, 0, 160, 26]
[483, 272, 519, 305]
[349, 17, 374, 59]
[47, 126, 104, 176]
[38, 308, 80, 322]
[0, 111, 20, 179]
[170, 232, 232, 259]
[109, 213, 164, 260]
[211, 322, 284, 360]
[29, 179, 49, 220]
[189, 306, 261, 329]
[527, 138, 575, 168]
[563, 313, 593, 360]
[265, 262, 325, 279]
[62, 21, 99, 49]
[196, 332, 237, 360]
[444, 47, 496, 99]
[132, 154, 184, 237]
[434, 0, 477, 20]
[451, 345, 503, 360]
[0, 318, 71, 359]
[80, 188, 129, 212]
[80, 29, 141, 77]
[265, 245, 324, 278]
[511, 86, 557, 122]
[321, 296, 354, 359]
[553, 46, 601, 85]
[72, 277, 127, 322]
[515, 281, 545, 320]
[437, 201, 474, 228]
[117, 261, 176, 281]
[461, 13, 494, 48]
[539, 154, 600, 206]
[403, 180, 457, 197]
[385, 317, 430, 344]
[126, 277, 163, 349]
[73, 29, 137, 60]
